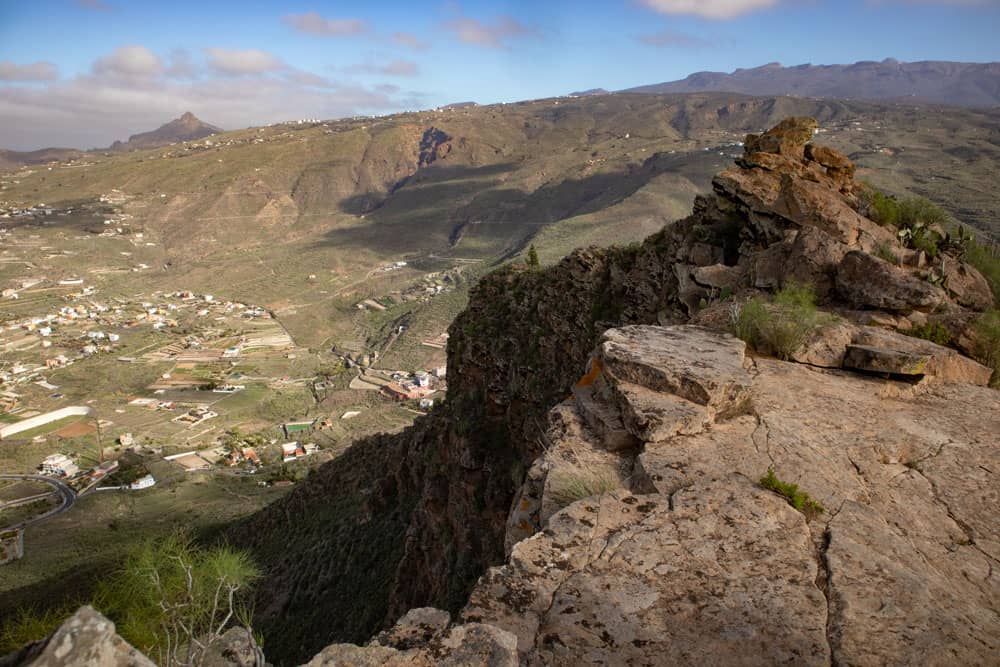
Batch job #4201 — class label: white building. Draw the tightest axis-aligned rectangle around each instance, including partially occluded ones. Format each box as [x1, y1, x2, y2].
[41, 453, 79, 478]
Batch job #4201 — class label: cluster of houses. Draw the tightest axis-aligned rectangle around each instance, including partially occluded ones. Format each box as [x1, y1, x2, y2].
[39, 453, 122, 490]
[381, 367, 446, 408]
[171, 406, 217, 426]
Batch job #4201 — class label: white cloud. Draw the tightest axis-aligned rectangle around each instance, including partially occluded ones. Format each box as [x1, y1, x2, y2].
[283, 12, 368, 36]
[348, 60, 420, 77]
[205, 48, 284, 76]
[0, 60, 59, 82]
[0, 61, 421, 151]
[442, 15, 536, 48]
[392, 32, 430, 50]
[639, 0, 780, 19]
[92, 45, 163, 78]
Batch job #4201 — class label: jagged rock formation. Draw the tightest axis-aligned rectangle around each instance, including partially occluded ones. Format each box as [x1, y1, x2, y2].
[464, 324, 999, 664]
[228, 116, 998, 663]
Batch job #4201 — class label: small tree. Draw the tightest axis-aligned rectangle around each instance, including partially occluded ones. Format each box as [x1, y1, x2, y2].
[94, 532, 262, 666]
[526, 244, 540, 268]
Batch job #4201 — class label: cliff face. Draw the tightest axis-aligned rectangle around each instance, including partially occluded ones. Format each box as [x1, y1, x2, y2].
[227, 117, 997, 664]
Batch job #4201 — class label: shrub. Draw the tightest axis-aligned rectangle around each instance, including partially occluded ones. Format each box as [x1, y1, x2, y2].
[0, 604, 78, 654]
[873, 243, 900, 265]
[973, 309, 1000, 389]
[759, 468, 824, 520]
[547, 464, 621, 508]
[731, 282, 825, 360]
[963, 238, 1000, 304]
[907, 321, 952, 346]
[862, 188, 900, 227]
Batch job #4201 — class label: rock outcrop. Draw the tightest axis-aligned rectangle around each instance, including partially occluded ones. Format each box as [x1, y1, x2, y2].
[0, 606, 154, 667]
[226, 116, 997, 664]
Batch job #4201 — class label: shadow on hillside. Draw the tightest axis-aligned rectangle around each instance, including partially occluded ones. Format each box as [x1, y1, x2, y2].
[315, 156, 678, 258]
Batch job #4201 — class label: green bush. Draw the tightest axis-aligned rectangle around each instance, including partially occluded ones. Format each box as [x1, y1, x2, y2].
[0, 534, 262, 664]
[547, 464, 621, 508]
[907, 321, 952, 346]
[759, 468, 824, 520]
[974, 309, 1000, 389]
[963, 239, 1000, 303]
[732, 282, 825, 360]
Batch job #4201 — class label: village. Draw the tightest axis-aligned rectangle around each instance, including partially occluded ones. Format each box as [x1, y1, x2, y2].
[0, 219, 450, 565]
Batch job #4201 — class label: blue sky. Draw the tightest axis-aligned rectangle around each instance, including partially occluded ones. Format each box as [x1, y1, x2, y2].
[1, 0, 998, 149]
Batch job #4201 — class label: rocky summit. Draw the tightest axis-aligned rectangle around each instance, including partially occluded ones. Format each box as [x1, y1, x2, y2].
[10, 116, 998, 665]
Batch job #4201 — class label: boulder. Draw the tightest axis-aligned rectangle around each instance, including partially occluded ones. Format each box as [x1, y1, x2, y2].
[942, 260, 994, 311]
[690, 263, 745, 290]
[791, 321, 858, 368]
[836, 250, 947, 311]
[464, 484, 830, 665]
[597, 325, 753, 412]
[805, 143, 854, 171]
[744, 116, 819, 160]
[0, 606, 155, 667]
[843, 344, 932, 376]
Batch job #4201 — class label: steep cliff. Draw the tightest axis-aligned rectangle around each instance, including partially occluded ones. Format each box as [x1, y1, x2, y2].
[227, 117, 998, 664]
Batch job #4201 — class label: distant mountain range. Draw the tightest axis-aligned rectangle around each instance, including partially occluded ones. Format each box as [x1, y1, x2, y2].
[0, 112, 222, 168]
[621, 59, 1000, 108]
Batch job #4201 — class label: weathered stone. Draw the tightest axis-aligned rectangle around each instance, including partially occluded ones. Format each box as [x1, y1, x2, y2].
[0, 606, 155, 667]
[505, 399, 632, 552]
[464, 483, 830, 666]
[307, 622, 518, 667]
[805, 143, 854, 171]
[843, 344, 932, 376]
[611, 380, 709, 442]
[851, 326, 994, 386]
[836, 250, 947, 311]
[571, 381, 637, 452]
[942, 260, 994, 310]
[598, 325, 752, 411]
[744, 116, 819, 160]
[772, 174, 895, 249]
[791, 321, 858, 368]
[784, 226, 850, 297]
[374, 608, 451, 650]
[690, 263, 744, 290]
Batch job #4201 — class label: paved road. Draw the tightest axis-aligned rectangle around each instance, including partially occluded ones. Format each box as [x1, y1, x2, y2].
[0, 473, 77, 530]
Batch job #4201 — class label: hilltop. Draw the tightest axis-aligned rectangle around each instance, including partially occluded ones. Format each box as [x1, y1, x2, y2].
[223, 117, 1000, 664]
[109, 111, 223, 152]
[624, 59, 1000, 108]
[1, 95, 999, 650]
[13, 116, 999, 666]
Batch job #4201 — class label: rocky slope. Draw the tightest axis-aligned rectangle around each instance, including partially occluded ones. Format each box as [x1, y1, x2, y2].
[222, 116, 999, 664]
[625, 59, 1000, 108]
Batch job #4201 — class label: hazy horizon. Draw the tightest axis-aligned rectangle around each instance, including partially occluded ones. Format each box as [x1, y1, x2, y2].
[2, 0, 1000, 151]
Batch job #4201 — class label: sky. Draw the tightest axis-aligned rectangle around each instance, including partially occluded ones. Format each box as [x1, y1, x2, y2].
[1, 0, 998, 150]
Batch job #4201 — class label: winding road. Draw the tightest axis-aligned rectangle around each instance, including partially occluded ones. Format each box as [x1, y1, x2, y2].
[0, 473, 77, 530]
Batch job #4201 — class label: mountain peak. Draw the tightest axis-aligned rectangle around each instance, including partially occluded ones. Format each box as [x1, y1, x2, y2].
[109, 112, 223, 152]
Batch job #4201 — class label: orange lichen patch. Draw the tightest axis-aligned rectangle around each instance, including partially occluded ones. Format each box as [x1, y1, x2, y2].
[574, 358, 603, 388]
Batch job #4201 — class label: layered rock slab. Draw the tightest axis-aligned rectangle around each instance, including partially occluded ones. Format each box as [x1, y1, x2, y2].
[464, 484, 829, 666]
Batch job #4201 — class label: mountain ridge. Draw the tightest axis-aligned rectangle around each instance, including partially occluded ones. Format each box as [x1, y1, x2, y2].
[621, 58, 1000, 108]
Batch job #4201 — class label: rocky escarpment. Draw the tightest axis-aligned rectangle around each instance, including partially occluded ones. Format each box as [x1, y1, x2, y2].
[227, 117, 998, 664]
[24, 322, 999, 665]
